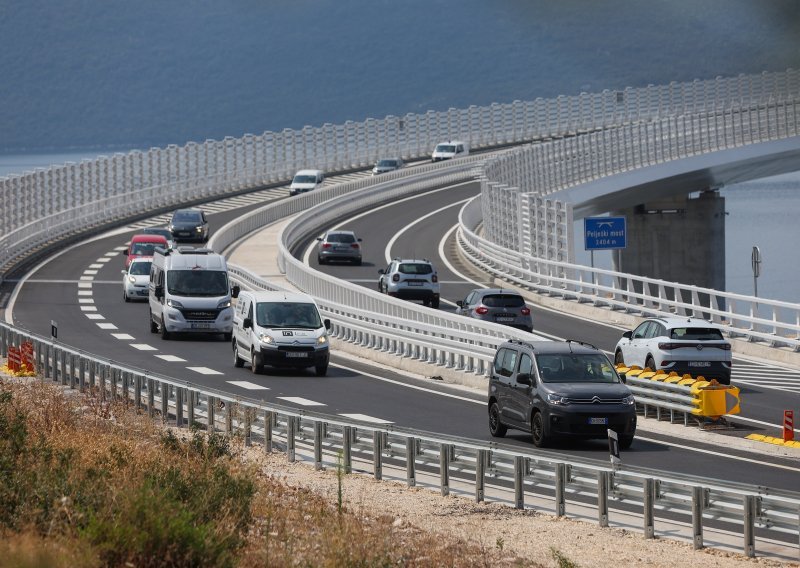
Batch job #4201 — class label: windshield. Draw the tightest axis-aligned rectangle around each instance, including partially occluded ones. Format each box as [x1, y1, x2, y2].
[129, 261, 152, 276]
[670, 327, 724, 340]
[535, 353, 619, 383]
[377, 159, 398, 167]
[293, 175, 317, 184]
[173, 211, 202, 223]
[326, 233, 355, 243]
[167, 270, 229, 297]
[482, 294, 525, 308]
[143, 229, 170, 239]
[131, 242, 160, 255]
[256, 302, 322, 329]
[435, 145, 456, 153]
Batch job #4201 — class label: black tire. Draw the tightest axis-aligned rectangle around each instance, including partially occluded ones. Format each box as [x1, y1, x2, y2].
[488, 402, 507, 437]
[251, 350, 263, 374]
[531, 412, 548, 448]
[318, 256, 325, 265]
[150, 312, 158, 334]
[222, 332, 232, 342]
[619, 434, 634, 450]
[124, 290, 130, 303]
[233, 340, 245, 368]
[160, 322, 170, 340]
[422, 298, 430, 307]
[431, 297, 440, 309]
[614, 350, 625, 365]
[353, 259, 362, 266]
[315, 362, 328, 377]
[645, 356, 656, 372]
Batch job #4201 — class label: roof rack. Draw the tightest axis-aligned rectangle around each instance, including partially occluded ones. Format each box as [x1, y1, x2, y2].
[565, 339, 597, 351]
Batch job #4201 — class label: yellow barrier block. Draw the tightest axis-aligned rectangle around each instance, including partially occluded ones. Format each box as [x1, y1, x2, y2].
[650, 371, 674, 382]
[624, 368, 646, 378]
[787, 441, 800, 449]
[664, 375, 684, 384]
[697, 384, 741, 416]
[746, 434, 767, 442]
[677, 378, 696, 386]
[639, 370, 657, 379]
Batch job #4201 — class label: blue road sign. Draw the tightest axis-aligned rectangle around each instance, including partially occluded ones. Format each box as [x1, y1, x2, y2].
[584, 216, 626, 250]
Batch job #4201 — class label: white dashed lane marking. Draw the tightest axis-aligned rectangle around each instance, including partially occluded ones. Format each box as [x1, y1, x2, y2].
[111, 333, 134, 340]
[187, 366, 224, 375]
[85, 314, 104, 320]
[156, 355, 187, 362]
[80, 305, 97, 312]
[228, 381, 270, 390]
[339, 413, 393, 424]
[130, 344, 158, 351]
[78, 298, 94, 304]
[277, 396, 325, 406]
[97, 323, 117, 329]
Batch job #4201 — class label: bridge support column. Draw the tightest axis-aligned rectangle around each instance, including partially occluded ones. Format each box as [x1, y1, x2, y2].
[612, 189, 725, 292]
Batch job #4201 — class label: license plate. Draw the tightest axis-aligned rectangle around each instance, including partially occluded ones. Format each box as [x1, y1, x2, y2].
[191, 322, 211, 329]
[496, 317, 514, 322]
[588, 417, 608, 425]
[334, 246, 349, 251]
[286, 352, 308, 358]
[407, 281, 423, 286]
[689, 361, 711, 367]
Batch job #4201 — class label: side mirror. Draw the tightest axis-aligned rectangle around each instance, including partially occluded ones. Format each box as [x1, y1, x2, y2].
[121, 269, 126, 274]
[357, 238, 363, 242]
[124, 249, 129, 255]
[378, 269, 385, 275]
[456, 300, 464, 308]
[324, 318, 331, 330]
[316, 237, 322, 241]
[516, 373, 533, 386]
[622, 330, 633, 339]
[231, 285, 240, 298]
[243, 317, 252, 329]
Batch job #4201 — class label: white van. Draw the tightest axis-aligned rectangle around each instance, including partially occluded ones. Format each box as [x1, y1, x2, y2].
[431, 140, 469, 162]
[233, 290, 331, 376]
[289, 169, 325, 195]
[149, 247, 239, 341]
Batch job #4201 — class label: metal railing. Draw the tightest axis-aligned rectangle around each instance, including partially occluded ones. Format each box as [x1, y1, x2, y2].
[1, 323, 798, 561]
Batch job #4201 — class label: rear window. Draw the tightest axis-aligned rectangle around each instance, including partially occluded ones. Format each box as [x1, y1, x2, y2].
[435, 145, 456, 153]
[293, 175, 318, 184]
[398, 263, 432, 275]
[482, 294, 525, 308]
[327, 233, 355, 243]
[670, 327, 724, 340]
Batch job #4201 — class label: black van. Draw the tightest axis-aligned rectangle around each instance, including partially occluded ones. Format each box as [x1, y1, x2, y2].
[488, 339, 637, 449]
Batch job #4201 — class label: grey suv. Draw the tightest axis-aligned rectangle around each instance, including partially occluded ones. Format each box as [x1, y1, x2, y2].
[316, 230, 362, 265]
[456, 288, 533, 332]
[488, 340, 637, 448]
[378, 258, 440, 308]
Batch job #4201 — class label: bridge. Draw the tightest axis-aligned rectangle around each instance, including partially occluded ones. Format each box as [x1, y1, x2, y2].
[2, 69, 800, 560]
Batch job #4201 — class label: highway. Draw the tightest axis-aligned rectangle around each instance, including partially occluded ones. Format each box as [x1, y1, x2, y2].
[7, 169, 800, 495]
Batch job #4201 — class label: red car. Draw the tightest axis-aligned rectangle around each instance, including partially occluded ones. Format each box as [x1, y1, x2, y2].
[124, 234, 168, 268]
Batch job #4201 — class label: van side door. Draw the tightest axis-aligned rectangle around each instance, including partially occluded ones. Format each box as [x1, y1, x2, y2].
[234, 295, 251, 351]
[490, 347, 518, 424]
[506, 351, 535, 427]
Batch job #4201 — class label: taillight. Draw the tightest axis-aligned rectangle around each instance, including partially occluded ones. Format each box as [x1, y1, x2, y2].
[392, 274, 400, 282]
[432, 274, 438, 283]
[521, 307, 530, 315]
[322, 243, 332, 249]
[351, 243, 360, 249]
[657, 342, 680, 350]
[475, 307, 489, 315]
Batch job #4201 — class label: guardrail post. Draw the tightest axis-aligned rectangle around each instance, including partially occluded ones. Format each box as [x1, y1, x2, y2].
[161, 383, 169, 422]
[743, 495, 756, 557]
[225, 401, 233, 435]
[287, 416, 296, 462]
[176, 387, 184, 428]
[110, 368, 118, 400]
[343, 426, 352, 474]
[69, 354, 77, 389]
[440, 443, 450, 497]
[78, 358, 86, 392]
[373, 431, 383, 480]
[514, 456, 525, 509]
[98, 364, 106, 400]
[264, 411, 273, 453]
[207, 396, 215, 432]
[122, 371, 130, 403]
[59, 349, 67, 385]
[692, 486, 704, 549]
[43, 344, 51, 380]
[406, 437, 416, 487]
[476, 449, 487, 503]
[314, 421, 323, 470]
[644, 478, 656, 539]
[555, 463, 566, 517]
[187, 390, 195, 427]
[134, 375, 141, 409]
[88, 360, 95, 389]
[598, 470, 609, 527]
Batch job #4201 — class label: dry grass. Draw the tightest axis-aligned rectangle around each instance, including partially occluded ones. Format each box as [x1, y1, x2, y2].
[0, 375, 536, 568]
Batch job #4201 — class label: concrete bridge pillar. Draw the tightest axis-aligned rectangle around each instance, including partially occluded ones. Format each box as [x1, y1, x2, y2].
[612, 189, 725, 291]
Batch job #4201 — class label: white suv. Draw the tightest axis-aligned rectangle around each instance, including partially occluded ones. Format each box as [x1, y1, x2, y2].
[431, 140, 469, 162]
[613, 317, 732, 384]
[378, 258, 440, 308]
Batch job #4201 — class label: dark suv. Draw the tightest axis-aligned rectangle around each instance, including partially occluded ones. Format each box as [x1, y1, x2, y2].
[488, 340, 637, 449]
[168, 208, 209, 243]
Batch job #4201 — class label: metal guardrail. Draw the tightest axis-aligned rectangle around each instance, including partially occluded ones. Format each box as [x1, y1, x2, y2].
[1, 324, 798, 560]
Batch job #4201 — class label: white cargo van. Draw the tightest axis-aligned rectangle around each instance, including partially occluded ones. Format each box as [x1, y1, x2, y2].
[431, 140, 469, 162]
[289, 169, 325, 195]
[149, 247, 239, 341]
[232, 290, 331, 376]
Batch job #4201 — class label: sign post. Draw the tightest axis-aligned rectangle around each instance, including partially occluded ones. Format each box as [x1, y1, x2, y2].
[751, 246, 761, 299]
[607, 429, 621, 467]
[784, 410, 794, 442]
[51, 320, 58, 340]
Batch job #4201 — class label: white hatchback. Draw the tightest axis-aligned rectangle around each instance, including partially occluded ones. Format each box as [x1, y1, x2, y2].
[122, 256, 153, 302]
[613, 316, 732, 384]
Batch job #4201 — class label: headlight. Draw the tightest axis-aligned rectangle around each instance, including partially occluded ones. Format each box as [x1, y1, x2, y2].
[546, 393, 569, 406]
[316, 335, 328, 345]
[127, 275, 136, 284]
[258, 333, 274, 345]
[166, 299, 183, 309]
[622, 394, 636, 406]
[217, 299, 231, 309]
[195, 227, 203, 233]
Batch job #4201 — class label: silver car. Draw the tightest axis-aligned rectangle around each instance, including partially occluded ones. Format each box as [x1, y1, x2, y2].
[122, 256, 153, 302]
[316, 230, 362, 265]
[456, 288, 533, 332]
[378, 258, 440, 308]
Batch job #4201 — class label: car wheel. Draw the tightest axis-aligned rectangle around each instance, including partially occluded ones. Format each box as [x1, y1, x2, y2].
[222, 332, 232, 342]
[353, 259, 362, 266]
[150, 312, 158, 334]
[251, 350, 263, 374]
[315, 362, 328, 377]
[160, 322, 170, 340]
[124, 290, 130, 302]
[431, 297, 440, 309]
[488, 402, 507, 438]
[619, 434, 634, 450]
[318, 256, 325, 265]
[531, 412, 548, 448]
[645, 356, 656, 372]
[423, 298, 430, 307]
[614, 350, 625, 365]
[233, 340, 245, 368]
